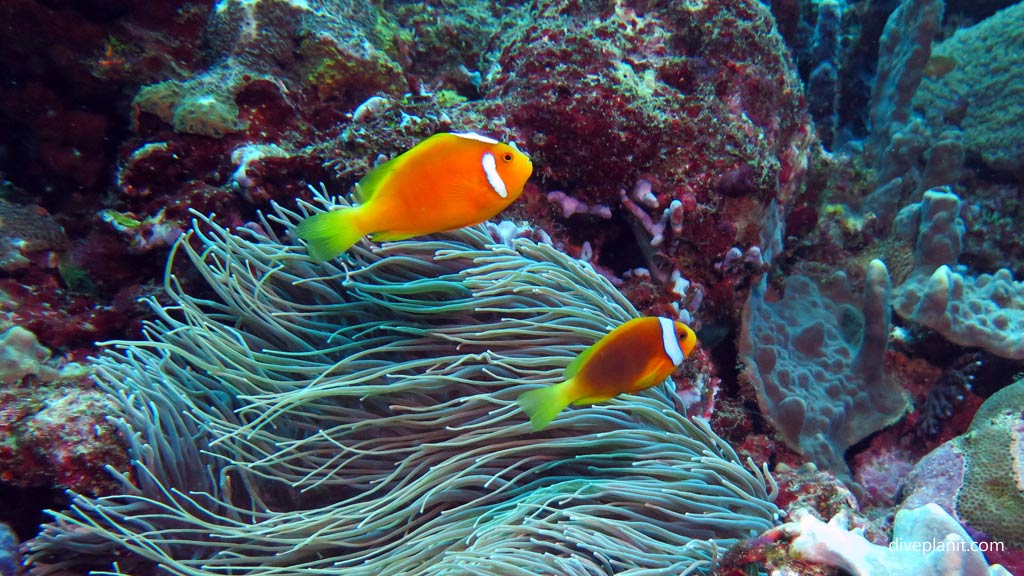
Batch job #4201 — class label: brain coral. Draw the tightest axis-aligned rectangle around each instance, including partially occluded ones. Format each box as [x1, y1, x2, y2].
[901, 377, 1024, 549]
[133, 73, 251, 138]
[956, 378, 1024, 548]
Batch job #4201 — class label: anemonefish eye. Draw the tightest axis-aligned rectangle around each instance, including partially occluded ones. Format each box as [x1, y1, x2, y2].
[502, 152, 514, 162]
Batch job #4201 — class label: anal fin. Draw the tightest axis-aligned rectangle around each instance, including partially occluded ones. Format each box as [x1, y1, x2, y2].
[570, 393, 617, 406]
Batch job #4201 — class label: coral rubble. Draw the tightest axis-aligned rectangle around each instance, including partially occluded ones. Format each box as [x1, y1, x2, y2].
[783, 504, 1011, 576]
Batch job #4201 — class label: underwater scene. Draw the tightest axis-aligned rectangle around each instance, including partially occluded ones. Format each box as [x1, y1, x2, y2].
[1, 0, 1023, 574]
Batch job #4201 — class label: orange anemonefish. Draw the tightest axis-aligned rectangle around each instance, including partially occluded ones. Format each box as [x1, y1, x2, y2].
[296, 132, 533, 261]
[516, 317, 698, 431]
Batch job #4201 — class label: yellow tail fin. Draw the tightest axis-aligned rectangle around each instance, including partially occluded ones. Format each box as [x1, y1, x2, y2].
[516, 380, 576, 431]
[294, 208, 365, 262]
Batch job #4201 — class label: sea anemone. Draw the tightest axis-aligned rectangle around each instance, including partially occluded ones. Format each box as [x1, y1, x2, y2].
[27, 187, 778, 575]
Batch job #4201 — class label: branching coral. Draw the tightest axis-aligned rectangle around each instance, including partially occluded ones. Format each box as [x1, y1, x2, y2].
[26, 188, 779, 575]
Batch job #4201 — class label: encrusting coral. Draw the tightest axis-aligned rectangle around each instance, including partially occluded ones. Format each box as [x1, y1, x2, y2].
[26, 187, 779, 575]
[912, 1, 1024, 176]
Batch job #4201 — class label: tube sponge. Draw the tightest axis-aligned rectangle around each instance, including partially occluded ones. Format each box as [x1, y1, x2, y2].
[739, 259, 908, 477]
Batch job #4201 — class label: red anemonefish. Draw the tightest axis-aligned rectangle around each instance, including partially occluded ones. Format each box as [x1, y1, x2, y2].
[516, 317, 698, 431]
[296, 132, 533, 261]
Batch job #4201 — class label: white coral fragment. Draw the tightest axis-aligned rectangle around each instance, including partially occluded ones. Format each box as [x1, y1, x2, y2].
[783, 504, 1011, 576]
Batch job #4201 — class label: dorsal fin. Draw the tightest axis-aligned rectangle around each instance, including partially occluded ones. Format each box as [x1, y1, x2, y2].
[450, 131, 499, 144]
[563, 339, 601, 379]
[354, 157, 398, 204]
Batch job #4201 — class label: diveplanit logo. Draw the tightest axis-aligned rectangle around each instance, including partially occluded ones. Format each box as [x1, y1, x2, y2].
[889, 537, 1006, 554]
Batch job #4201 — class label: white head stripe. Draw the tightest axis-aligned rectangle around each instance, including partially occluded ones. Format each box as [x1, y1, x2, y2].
[481, 152, 508, 198]
[451, 132, 500, 144]
[658, 317, 684, 366]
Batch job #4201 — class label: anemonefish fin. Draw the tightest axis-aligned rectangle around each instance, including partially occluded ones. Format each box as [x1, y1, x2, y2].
[353, 157, 399, 204]
[369, 229, 417, 242]
[563, 340, 600, 378]
[294, 207, 366, 262]
[570, 393, 617, 406]
[516, 380, 576, 431]
[450, 131, 500, 144]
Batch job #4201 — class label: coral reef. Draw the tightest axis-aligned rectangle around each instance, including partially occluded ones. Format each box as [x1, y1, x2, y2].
[0, 0, 819, 362]
[26, 192, 779, 574]
[386, 1, 507, 91]
[482, 0, 815, 323]
[851, 438, 921, 508]
[0, 0, 206, 197]
[850, 0, 949, 229]
[739, 259, 908, 476]
[955, 379, 1024, 549]
[805, 0, 844, 147]
[0, 325, 128, 496]
[5, 1, 1024, 574]
[915, 353, 983, 439]
[0, 201, 68, 273]
[0, 326, 60, 384]
[772, 462, 859, 522]
[959, 183, 1024, 277]
[867, 0, 944, 164]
